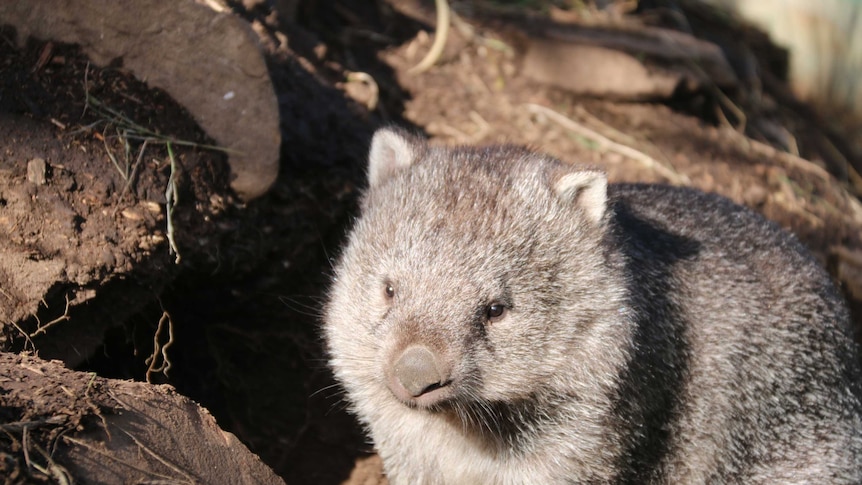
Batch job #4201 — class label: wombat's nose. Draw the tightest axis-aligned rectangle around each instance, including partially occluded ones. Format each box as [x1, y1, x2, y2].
[393, 346, 447, 397]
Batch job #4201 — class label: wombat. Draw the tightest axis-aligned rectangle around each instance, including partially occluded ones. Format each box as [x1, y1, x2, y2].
[324, 127, 862, 484]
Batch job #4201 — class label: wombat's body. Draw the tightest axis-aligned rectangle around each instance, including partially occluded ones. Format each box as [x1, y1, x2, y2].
[324, 128, 862, 484]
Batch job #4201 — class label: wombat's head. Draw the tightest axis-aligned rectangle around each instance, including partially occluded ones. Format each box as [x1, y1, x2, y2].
[325, 128, 623, 422]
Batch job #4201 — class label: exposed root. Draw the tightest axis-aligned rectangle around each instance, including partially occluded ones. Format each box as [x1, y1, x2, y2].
[726, 127, 862, 225]
[116, 138, 149, 202]
[165, 142, 181, 264]
[8, 320, 36, 352]
[409, 0, 451, 74]
[63, 434, 192, 483]
[117, 426, 195, 483]
[145, 310, 176, 384]
[8, 422, 75, 485]
[0, 416, 68, 433]
[26, 430, 74, 485]
[345, 71, 380, 110]
[30, 293, 72, 337]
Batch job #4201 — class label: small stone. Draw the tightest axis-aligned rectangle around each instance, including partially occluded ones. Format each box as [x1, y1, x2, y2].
[27, 158, 47, 185]
[121, 209, 144, 221]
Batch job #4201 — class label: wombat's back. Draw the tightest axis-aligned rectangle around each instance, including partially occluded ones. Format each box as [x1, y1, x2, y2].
[609, 183, 862, 482]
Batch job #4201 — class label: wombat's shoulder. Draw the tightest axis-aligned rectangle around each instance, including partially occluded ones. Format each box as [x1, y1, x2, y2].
[605, 182, 844, 324]
[608, 183, 808, 258]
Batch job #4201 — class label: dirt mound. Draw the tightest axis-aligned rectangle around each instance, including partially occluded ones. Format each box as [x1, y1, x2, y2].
[0, 36, 232, 365]
[0, 352, 283, 484]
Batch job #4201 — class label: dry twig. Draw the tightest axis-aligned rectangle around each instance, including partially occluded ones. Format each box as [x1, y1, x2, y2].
[409, 0, 451, 74]
[524, 103, 689, 184]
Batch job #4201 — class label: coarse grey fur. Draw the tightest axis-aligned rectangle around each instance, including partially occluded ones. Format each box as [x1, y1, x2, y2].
[323, 127, 862, 484]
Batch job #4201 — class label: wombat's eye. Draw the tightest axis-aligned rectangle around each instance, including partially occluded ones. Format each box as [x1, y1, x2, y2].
[384, 283, 395, 298]
[486, 303, 506, 322]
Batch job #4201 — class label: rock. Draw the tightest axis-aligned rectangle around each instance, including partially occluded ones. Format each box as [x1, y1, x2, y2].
[0, 0, 281, 200]
[26, 157, 46, 185]
[522, 22, 737, 99]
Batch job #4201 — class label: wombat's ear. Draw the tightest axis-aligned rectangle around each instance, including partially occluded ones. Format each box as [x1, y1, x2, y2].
[553, 170, 608, 224]
[368, 128, 420, 187]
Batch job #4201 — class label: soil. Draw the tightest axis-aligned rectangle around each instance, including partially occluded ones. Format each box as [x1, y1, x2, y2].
[2, 0, 862, 484]
[0, 31, 234, 362]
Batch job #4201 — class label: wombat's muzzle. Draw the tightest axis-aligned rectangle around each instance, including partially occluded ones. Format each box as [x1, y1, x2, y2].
[389, 345, 452, 405]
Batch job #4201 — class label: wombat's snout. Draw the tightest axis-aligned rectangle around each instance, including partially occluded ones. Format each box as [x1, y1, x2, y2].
[389, 345, 451, 404]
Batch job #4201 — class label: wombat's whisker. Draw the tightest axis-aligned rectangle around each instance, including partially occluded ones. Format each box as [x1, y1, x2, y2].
[309, 383, 343, 399]
[277, 295, 324, 318]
